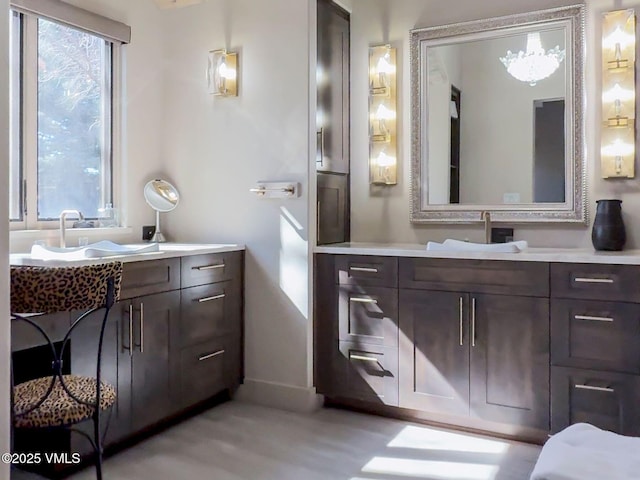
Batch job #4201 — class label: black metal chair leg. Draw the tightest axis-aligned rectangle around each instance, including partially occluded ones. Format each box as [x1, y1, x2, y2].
[93, 413, 103, 480]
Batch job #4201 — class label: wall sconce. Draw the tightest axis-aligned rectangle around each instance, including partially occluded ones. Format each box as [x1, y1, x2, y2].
[369, 45, 397, 185]
[207, 49, 238, 97]
[601, 9, 636, 178]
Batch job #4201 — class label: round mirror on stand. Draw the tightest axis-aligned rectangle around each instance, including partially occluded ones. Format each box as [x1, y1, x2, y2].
[144, 179, 180, 243]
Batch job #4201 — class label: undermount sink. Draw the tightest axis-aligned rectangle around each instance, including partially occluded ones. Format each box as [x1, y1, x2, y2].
[30, 240, 160, 261]
[426, 239, 528, 253]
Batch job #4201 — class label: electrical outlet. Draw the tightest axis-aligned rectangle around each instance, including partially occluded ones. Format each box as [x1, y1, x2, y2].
[142, 226, 156, 241]
[491, 228, 514, 244]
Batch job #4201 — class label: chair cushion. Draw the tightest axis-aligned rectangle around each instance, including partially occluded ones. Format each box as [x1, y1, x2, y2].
[10, 262, 123, 314]
[14, 375, 116, 428]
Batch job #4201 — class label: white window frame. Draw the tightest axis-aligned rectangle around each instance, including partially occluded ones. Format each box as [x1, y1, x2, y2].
[9, 7, 125, 231]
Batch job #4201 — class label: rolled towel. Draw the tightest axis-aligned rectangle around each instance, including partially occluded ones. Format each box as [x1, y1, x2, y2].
[530, 423, 640, 480]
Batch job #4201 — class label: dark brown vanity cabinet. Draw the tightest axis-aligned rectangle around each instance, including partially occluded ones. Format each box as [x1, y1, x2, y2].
[316, 254, 551, 438]
[550, 263, 640, 435]
[12, 251, 244, 461]
[315, 255, 399, 406]
[398, 259, 550, 431]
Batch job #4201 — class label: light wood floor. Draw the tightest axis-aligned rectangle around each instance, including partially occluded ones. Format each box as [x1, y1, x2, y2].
[60, 402, 540, 480]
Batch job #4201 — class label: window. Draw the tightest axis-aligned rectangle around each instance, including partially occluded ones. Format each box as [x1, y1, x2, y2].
[9, 2, 129, 229]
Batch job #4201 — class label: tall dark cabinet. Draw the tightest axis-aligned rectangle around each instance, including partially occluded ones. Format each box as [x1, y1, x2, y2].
[317, 0, 350, 245]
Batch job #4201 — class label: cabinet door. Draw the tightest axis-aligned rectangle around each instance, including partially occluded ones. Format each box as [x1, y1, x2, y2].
[70, 301, 132, 450]
[551, 366, 640, 435]
[399, 290, 470, 416]
[317, 0, 349, 174]
[470, 294, 550, 430]
[131, 290, 180, 431]
[317, 172, 348, 245]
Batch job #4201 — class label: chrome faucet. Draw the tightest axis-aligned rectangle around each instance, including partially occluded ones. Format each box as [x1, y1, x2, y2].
[59, 210, 84, 248]
[481, 211, 491, 244]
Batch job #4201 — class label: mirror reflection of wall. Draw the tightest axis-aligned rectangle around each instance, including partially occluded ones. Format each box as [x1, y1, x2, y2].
[426, 28, 566, 206]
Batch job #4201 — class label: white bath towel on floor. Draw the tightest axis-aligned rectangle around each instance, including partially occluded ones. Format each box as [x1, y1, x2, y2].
[530, 423, 640, 480]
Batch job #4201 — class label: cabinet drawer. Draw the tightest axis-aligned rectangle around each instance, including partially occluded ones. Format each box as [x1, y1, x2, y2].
[180, 282, 239, 347]
[400, 258, 549, 297]
[551, 263, 640, 302]
[181, 252, 242, 288]
[335, 255, 398, 288]
[551, 299, 640, 374]
[120, 258, 181, 299]
[551, 366, 640, 435]
[335, 341, 398, 406]
[179, 337, 236, 408]
[338, 286, 398, 347]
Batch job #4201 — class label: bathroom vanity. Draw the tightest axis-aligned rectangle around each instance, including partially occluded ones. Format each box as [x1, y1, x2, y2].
[10, 244, 244, 467]
[314, 244, 640, 442]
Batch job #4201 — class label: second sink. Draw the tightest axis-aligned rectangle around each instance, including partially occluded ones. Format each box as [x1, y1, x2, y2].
[426, 239, 528, 253]
[30, 240, 160, 261]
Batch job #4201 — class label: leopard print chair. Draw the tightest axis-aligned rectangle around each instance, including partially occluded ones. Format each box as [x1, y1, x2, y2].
[10, 261, 123, 480]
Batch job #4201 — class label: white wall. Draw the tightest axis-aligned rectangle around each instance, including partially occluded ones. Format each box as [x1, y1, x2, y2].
[351, 0, 640, 248]
[0, 0, 10, 473]
[159, 0, 318, 409]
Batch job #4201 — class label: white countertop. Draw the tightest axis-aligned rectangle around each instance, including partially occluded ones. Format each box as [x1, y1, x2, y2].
[10, 243, 245, 267]
[314, 242, 640, 265]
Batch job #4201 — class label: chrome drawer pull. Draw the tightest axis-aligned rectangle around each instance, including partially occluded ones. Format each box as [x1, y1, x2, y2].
[574, 314, 614, 323]
[574, 277, 614, 284]
[349, 354, 379, 363]
[197, 293, 226, 303]
[459, 297, 464, 346]
[350, 267, 378, 273]
[349, 297, 377, 304]
[574, 384, 615, 393]
[199, 350, 225, 361]
[194, 264, 225, 271]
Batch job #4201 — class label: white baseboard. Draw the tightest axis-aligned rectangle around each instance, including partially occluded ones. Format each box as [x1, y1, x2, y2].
[234, 378, 323, 413]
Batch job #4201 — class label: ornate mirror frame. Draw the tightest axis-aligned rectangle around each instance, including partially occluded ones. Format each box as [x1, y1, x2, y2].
[410, 5, 586, 224]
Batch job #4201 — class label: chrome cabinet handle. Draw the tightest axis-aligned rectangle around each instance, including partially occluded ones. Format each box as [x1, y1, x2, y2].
[459, 297, 464, 346]
[139, 302, 144, 354]
[349, 354, 379, 363]
[574, 384, 615, 393]
[574, 314, 614, 323]
[199, 349, 225, 361]
[193, 264, 225, 271]
[350, 267, 378, 273]
[471, 298, 476, 347]
[316, 128, 324, 166]
[124, 305, 133, 356]
[574, 277, 614, 284]
[349, 297, 377, 304]
[197, 293, 225, 303]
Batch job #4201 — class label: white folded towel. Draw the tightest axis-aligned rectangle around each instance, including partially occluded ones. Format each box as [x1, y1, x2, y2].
[530, 423, 640, 480]
[425, 239, 528, 253]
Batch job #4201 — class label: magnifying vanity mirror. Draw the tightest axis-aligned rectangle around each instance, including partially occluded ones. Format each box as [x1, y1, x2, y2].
[410, 5, 586, 224]
[144, 179, 180, 242]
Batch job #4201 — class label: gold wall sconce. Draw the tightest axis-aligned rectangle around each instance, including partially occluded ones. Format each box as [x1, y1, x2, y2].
[207, 49, 238, 97]
[601, 9, 636, 178]
[369, 45, 397, 185]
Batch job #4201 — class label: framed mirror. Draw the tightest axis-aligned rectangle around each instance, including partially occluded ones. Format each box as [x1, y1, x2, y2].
[410, 5, 586, 224]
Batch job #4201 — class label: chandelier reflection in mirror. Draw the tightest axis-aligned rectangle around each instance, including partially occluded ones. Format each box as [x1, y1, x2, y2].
[499, 32, 565, 86]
